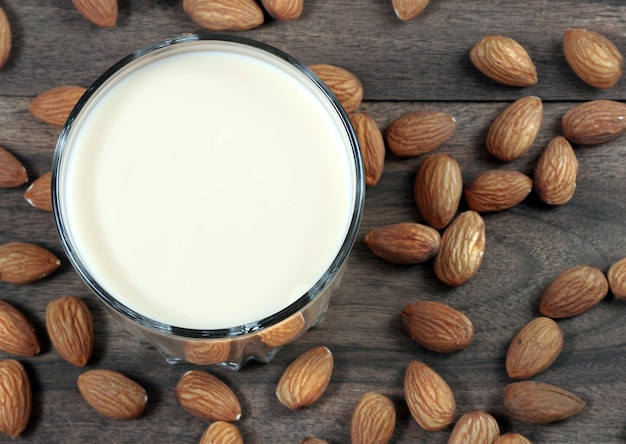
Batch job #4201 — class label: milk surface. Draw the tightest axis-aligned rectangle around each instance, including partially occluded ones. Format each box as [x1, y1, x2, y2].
[60, 44, 357, 330]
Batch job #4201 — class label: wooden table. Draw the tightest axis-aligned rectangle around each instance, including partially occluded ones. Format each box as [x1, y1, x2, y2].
[1, 1, 626, 442]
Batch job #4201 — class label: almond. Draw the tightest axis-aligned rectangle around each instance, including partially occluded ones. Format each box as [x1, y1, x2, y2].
[260, 0, 303, 20]
[176, 370, 242, 422]
[506, 316, 563, 379]
[0, 301, 40, 357]
[503, 380, 585, 423]
[448, 410, 500, 444]
[433, 210, 486, 286]
[404, 360, 455, 432]
[184, 338, 232, 365]
[0, 242, 61, 284]
[24, 171, 52, 211]
[401, 300, 473, 353]
[77, 369, 147, 419]
[470, 34, 538, 87]
[0, 147, 27, 188]
[364, 222, 440, 265]
[0, 6, 11, 69]
[414, 153, 462, 229]
[607, 257, 626, 300]
[276, 346, 333, 410]
[386, 110, 456, 157]
[199, 421, 244, 444]
[494, 432, 532, 444]
[0, 359, 31, 438]
[71, 0, 117, 27]
[533, 136, 578, 205]
[539, 264, 608, 319]
[183, 0, 264, 31]
[351, 392, 396, 444]
[30, 85, 86, 126]
[309, 64, 363, 113]
[301, 438, 328, 444]
[486, 96, 543, 161]
[392, 0, 429, 21]
[464, 170, 532, 212]
[350, 112, 385, 186]
[562, 99, 626, 145]
[563, 28, 623, 89]
[259, 312, 305, 347]
[45, 296, 94, 366]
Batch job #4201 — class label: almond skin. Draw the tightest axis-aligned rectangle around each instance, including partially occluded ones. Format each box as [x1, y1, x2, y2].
[392, 0, 429, 21]
[486, 96, 543, 161]
[414, 153, 463, 229]
[351, 392, 396, 444]
[0, 242, 61, 284]
[184, 339, 232, 365]
[45, 296, 94, 367]
[364, 222, 441, 265]
[30, 85, 86, 126]
[259, 312, 305, 347]
[562, 99, 626, 145]
[0, 359, 31, 438]
[276, 346, 333, 410]
[0, 147, 28, 188]
[71, 0, 117, 27]
[401, 300, 473, 353]
[350, 112, 385, 186]
[309, 64, 363, 113]
[183, 0, 264, 31]
[0, 6, 11, 69]
[464, 170, 532, 212]
[0, 301, 39, 357]
[607, 257, 626, 300]
[260, 0, 303, 20]
[534, 136, 578, 205]
[506, 316, 563, 379]
[24, 171, 52, 211]
[301, 438, 328, 444]
[448, 410, 500, 444]
[77, 369, 147, 419]
[539, 264, 609, 318]
[563, 28, 623, 89]
[176, 370, 242, 422]
[494, 433, 532, 444]
[470, 34, 538, 87]
[199, 421, 244, 444]
[404, 360, 455, 432]
[386, 110, 456, 157]
[503, 381, 585, 423]
[433, 210, 486, 286]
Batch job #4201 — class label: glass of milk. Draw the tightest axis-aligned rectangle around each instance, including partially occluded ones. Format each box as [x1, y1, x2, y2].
[51, 34, 364, 370]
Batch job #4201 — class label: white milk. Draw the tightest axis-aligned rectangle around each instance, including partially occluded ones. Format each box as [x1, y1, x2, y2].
[59, 42, 357, 330]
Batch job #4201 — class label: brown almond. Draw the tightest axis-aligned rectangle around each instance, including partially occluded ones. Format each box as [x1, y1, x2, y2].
[0, 242, 61, 284]
[176, 370, 242, 422]
[259, 312, 305, 347]
[77, 369, 147, 419]
[386, 110, 456, 157]
[350, 112, 385, 186]
[276, 346, 333, 410]
[0, 359, 31, 438]
[464, 170, 532, 212]
[486, 96, 543, 161]
[45, 296, 94, 367]
[261, 0, 303, 20]
[503, 380, 585, 423]
[470, 34, 538, 87]
[183, 0, 264, 31]
[24, 171, 52, 211]
[309, 64, 363, 113]
[30, 85, 86, 126]
[607, 257, 626, 300]
[392, 0, 429, 21]
[0, 147, 28, 188]
[71, 0, 117, 27]
[0, 301, 39, 357]
[351, 392, 396, 444]
[494, 432, 532, 444]
[563, 28, 623, 89]
[364, 222, 440, 265]
[534, 136, 578, 205]
[562, 99, 626, 145]
[301, 438, 328, 444]
[414, 153, 463, 229]
[0, 6, 11, 69]
[404, 360, 455, 432]
[401, 300, 473, 353]
[433, 210, 486, 286]
[183, 338, 232, 365]
[539, 264, 608, 318]
[506, 316, 563, 379]
[448, 410, 500, 444]
[199, 421, 244, 444]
